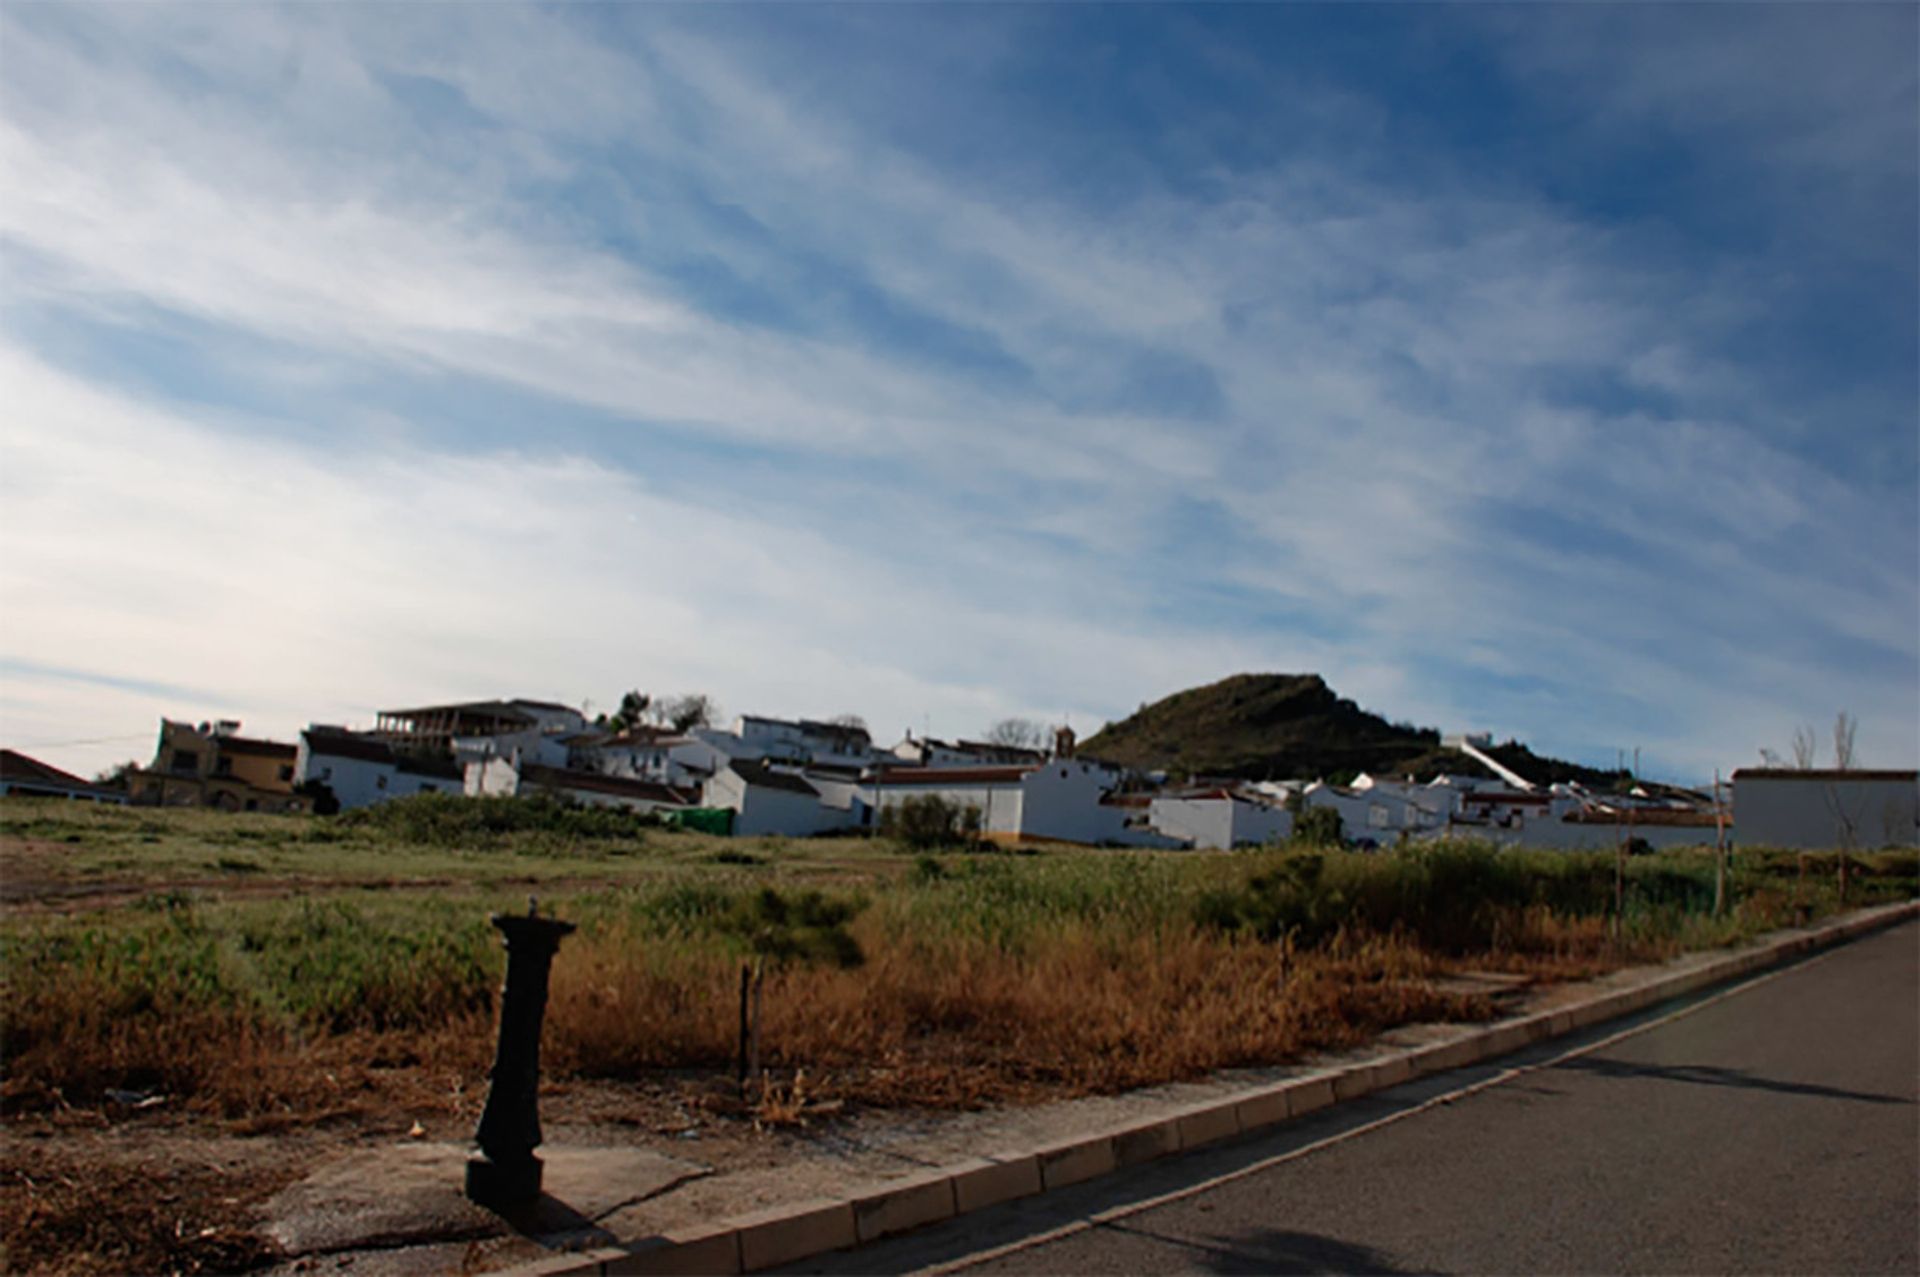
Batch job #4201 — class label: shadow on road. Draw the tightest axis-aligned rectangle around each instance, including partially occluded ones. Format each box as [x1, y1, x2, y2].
[1555, 1056, 1914, 1106]
[1098, 1220, 1418, 1274]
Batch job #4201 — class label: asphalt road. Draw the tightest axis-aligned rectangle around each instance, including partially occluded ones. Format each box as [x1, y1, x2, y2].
[801, 920, 1919, 1276]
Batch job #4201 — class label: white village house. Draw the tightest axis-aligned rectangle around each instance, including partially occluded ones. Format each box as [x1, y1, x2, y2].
[704, 759, 863, 838]
[1148, 788, 1292, 849]
[466, 755, 697, 815]
[1732, 769, 1920, 850]
[867, 755, 1183, 848]
[295, 728, 464, 809]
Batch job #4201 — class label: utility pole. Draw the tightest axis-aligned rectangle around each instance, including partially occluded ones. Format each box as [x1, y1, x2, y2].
[1713, 769, 1728, 918]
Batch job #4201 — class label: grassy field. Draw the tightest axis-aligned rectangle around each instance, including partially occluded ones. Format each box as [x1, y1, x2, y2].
[5, 795, 1912, 1123]
[4, 796, 1912, 1275]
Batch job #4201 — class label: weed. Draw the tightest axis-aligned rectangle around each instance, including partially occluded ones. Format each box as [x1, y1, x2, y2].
[708, 849, 764, 867]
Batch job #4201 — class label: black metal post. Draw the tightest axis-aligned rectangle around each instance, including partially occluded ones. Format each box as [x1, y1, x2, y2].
[466, 905, 575, 1209]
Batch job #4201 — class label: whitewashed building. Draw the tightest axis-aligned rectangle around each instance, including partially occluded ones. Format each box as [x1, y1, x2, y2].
[1149, 789, 1292, 849]
[730, 716, 875, 768]
[704, 760, 861, 838]
[868, 759, 1181, 848]
[1302, 780, 1448, 844]
[0, 749, 128, 803]
[1732, 769, 1919, 849]
[465, 755, 696, 814]
[296, 728, 464, 809]
[868, 764, 1029, 837]
[572, 730, 715, 788]
[888, 734, 1047, 769]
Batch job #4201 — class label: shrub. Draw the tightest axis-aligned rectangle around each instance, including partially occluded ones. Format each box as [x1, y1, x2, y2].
[1292, 806, 1344, 847]
[879, 795, 984, 850]
[718, 887, 867, 970]
[335, 793, 652, 847]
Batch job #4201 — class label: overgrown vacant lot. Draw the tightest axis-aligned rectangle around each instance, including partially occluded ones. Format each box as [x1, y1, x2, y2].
[2, 797, 1913, 1273]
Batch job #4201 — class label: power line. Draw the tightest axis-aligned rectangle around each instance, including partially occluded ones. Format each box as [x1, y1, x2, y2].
[10, 733, 154, 750]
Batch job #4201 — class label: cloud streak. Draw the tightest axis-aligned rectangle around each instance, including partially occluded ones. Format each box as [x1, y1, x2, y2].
[2, 3, 1913, 783]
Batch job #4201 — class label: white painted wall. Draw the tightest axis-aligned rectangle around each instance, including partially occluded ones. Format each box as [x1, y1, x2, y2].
[704, 767, 857, 838]
[298, 745, 390, 809]
[1734, 773, 1919, 849]
[1230, 797, 1293, 846]
[869, 779, 1024, 836]
[1150, 796, 1235, 849]
[1018, 761, 1183, 846]
[453, 729, 567, 769]
[299, 739, 459, 809]
[1152, 795, 1294, 849]
[513, 703, 589, 735]
[466, 755, 521, 798]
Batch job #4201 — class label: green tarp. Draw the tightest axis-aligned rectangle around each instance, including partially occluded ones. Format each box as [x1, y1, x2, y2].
[666, 807, 734, 836]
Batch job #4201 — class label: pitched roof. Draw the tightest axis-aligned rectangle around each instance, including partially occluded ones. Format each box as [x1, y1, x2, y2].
[742, 715, 872, 745]
[871, 764, 1034, 786]
[303, 729, 464, 780]
[1, 749, 101, 792]
[216, 735, 297, 760]
[1461, 790, 1552, 806]
[728, 759, 824, 796]
[519, 764, 695, 805]
[952, 739, 1046, 761]
[303, 730, 398, 765]
[395, 754, 464, 781]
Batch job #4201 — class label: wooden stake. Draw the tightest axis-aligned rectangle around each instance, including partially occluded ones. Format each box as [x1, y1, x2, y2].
[736, 963, 750, 1096]
[748, 957, 765, 1097]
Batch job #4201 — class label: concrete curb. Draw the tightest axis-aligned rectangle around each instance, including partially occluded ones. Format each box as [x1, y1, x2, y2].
[508, 898, 1918, 1276]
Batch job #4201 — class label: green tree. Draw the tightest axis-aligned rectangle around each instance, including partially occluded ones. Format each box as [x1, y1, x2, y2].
[878, 794, 983, 849]
[609, 690, 651, 732]
[1292, 805, 1344, 847]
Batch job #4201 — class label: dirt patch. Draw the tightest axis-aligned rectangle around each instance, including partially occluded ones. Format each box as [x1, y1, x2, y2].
[0, 1071, 889, 1276]
[1, 1124, 298, 1275]
[0, 871, 651, 917]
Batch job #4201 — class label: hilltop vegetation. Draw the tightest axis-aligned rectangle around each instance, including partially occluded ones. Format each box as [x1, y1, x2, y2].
[1081, 672, 1622, 785]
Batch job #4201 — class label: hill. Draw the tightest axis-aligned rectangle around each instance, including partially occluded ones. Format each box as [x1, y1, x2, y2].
[1078, 673, 1620, 786]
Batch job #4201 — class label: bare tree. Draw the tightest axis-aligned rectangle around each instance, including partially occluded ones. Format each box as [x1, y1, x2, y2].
[827, 714, 868, 733]
[1758, 747, 1784, 768]
[984, 717, 1047, 750]
[1790, 724, 1818, 770]
[1832, 711, 1857, 771]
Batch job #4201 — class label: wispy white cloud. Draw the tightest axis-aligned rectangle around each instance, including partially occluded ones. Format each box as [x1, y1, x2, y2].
[1, 3, 1912, 783]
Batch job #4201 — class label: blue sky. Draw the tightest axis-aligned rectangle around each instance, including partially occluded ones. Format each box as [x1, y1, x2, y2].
[2, 3, 1914, 784]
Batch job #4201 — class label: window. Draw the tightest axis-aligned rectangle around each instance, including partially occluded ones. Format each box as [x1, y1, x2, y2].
[214, 757, 233, 776]
[321, 766, 333, 781]
[376, 775, 388, 790]
[171, 749, 199, 774]
[278, 765, 293, 782]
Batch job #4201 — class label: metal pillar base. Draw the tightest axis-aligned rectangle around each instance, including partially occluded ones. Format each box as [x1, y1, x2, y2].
[465, 1153, 542, 1210]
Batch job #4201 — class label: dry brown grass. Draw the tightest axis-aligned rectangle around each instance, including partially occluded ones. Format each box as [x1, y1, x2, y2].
[547, 920, 1476, 1108]
[0, 1153, 291, 1276]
